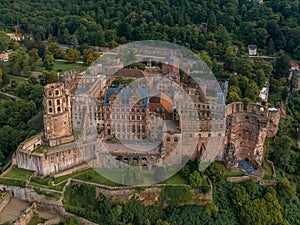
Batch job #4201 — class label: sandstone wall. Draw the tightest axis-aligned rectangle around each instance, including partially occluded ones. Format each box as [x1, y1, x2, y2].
[223, 102, 278, 170]
[0, 191, 11, 213]
[0, 185, 62, 205]
[70, 179, 212, 206]
[14, 202, 36, 225]
[16, 152, 45, 175]
[20, 134, 43, 152]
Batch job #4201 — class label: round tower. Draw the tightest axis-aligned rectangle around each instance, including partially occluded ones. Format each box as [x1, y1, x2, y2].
[43, 83, 74, 146]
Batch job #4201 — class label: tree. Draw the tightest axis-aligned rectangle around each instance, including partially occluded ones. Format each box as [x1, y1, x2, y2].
[205, 162, 226, 182]
[70, 34, 79, 49]
[64, 48, 80, 63]
[28, 48, 40, 62]
[47, 42, 64, 59]
[205, 203, 219, 217]
[273, 54, 290, 79]
[43, 51, 55, 70]
[0, 68, 2, 84]
[267, 38, 275, 54]
[198, 51, 212, 68]
[189, 171, 203, 188]
[207, 11, 217, 32]
[293, 46, 300, 60]
[0, 31, 13, 52]
[40, 70, 58, 86]
[277, 178, 296, 201]
[83, 49, 100, 66]
[8, 48, 31, 76]
[161, 186, 193, 206]
[63, 216, 81, 225]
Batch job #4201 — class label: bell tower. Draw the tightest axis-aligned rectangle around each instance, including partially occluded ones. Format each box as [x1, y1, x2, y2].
[43, 83, 74, 146]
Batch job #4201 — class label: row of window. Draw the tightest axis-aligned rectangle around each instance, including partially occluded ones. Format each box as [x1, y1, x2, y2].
[48, 89, 60, 96]
[166, 137, 179, 142]
[48, 106, 62, 113]
[110, 125, 147, 133]
[48, 99, 65, 106]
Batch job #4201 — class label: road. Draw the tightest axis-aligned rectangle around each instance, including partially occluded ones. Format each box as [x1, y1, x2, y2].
[0, 91, 19, 99]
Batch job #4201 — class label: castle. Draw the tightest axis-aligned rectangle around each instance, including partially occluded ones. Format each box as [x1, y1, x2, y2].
[15, 53, 280, 178]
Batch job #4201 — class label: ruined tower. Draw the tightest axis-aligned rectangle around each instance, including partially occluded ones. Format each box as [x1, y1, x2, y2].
[43, 83, 74, 146]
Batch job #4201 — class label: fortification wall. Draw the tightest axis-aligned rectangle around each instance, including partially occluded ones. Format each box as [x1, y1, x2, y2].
[16, 152, 45, 175]
[69, 179, 212, 206]
[224, 102, 277, 170]
[14, 202, 36, 225]
[20, 134, 43, 153]
[0, 192, 12, 213]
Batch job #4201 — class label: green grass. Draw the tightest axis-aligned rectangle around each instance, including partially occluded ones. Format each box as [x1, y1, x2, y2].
[54, 168, 122, 187]
[27, 214, 47, 225]
[7, 75, 28, 84]
[29, 180, 67, 192]
[263, 162, 273, 180]
[162, 173, 188, 185]
[3, 167, 34, 180]
[33, 145, 51, 154]
[33, 60, 87, 74]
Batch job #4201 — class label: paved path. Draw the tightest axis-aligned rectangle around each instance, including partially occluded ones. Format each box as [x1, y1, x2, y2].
[0, 91, 19, 99]
[0, 197, 29, 223]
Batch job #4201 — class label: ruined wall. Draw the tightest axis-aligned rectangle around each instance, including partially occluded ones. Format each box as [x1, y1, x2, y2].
[17, 141, 96, 176]
[267, 108, 280, 138]
[224, 102, 280, 170]
[20, 134, 43, 152]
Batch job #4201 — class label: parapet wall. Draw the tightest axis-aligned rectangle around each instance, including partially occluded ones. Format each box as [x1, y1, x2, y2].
[0, 191, 12, 214]
[18, 134, 43, 153]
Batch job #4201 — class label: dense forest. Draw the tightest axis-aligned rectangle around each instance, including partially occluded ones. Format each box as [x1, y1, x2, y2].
[0, 0, 299, 59]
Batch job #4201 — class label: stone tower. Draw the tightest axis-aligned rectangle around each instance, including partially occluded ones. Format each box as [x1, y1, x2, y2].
[43, 83, 74, 146]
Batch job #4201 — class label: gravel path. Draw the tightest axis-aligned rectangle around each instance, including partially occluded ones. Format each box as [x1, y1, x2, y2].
[0, 197, 29, 223]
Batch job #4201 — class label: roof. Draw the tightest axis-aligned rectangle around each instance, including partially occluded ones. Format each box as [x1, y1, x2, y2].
[114, 68, 146, 78]
[104, 87, 149, 108]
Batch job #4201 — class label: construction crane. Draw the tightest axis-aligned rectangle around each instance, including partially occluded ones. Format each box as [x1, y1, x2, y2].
[14, 25, 22, 41]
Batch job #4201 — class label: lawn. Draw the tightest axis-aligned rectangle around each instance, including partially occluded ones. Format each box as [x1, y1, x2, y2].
[7, 75, 28, 84]
[162, 173, 188, 185]
[27, 214, 47, 225]
[33, 60, 87, 74]
[33, 145, 51, 154]
[29, 180, 67, 192]
[3, 167, 34, 181]
[54, 168, 122, 187]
